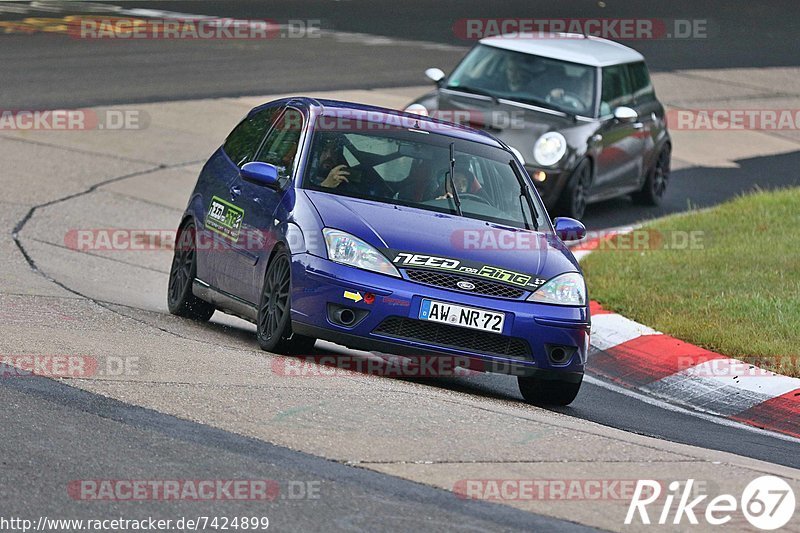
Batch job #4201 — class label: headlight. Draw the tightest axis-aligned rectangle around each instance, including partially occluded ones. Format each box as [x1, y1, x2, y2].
[532, 132, 567, 167]
[404, 104, 429, 116]
[323, 229, 400, 277]
[527, 272, 586, 306]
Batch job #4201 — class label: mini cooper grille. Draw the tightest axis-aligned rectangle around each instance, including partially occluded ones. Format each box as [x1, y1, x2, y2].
[373, 317, 531, 359]
[403, 269, 526, 299]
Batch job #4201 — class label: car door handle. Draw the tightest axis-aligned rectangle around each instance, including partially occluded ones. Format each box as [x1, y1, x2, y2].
[229, 185, 241, 199]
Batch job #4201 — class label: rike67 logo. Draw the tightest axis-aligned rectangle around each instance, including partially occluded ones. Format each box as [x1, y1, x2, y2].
[626, 477, 795, 530]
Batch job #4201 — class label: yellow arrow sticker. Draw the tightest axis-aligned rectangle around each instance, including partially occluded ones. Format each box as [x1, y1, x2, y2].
[343, 291, 362, 303]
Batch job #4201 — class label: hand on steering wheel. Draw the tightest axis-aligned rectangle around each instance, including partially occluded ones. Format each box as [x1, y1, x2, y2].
[546, 89, 586, 112]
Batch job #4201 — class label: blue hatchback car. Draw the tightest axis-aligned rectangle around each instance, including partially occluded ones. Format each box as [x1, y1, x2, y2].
[168, 97, 590, 405]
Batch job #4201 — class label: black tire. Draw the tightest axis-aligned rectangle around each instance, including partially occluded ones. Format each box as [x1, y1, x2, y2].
[518, 375, 583, 406]
[256, 248, 316, 354]
[633, 145, 671, 205]
[556, 159, 591, 219]
[167, 222, 215, 321]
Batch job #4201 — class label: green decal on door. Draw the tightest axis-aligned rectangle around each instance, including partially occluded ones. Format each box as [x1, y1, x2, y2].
[205, 196, 244, 241]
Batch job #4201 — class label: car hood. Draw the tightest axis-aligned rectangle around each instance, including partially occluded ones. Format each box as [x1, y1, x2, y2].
[433, 91, 594, 160]
[304, 190, 579, 283]
[440, 91, 574, 129]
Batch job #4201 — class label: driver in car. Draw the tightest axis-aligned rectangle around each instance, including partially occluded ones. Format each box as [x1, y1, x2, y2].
[546, 70, 593, 114]
[311, 135, 350, 189]
[465, 53, 545, 94]
[436, 166, 485, 200]
[310, 134, 391, 198]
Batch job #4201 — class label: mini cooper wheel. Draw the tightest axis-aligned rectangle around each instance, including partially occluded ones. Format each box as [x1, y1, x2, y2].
[633, 145, 671, 206]
[167, 222, 215, 321]
[256, 248, 316, 354]
[557, 159, 591, 220]
[518, 375, 582, 406]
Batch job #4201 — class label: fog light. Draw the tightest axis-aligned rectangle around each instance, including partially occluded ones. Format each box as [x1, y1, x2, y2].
[533, 170, 547, 182]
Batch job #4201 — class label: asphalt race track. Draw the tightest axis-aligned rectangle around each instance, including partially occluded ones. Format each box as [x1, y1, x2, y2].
[1, 1, 799, 531]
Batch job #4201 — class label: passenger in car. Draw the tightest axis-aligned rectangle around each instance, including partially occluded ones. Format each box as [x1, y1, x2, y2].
[502, 54, 547, 93]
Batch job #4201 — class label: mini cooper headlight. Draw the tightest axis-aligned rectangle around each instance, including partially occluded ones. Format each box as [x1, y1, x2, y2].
[527, 272, 586, 306]
[323, 229, 400, 277]
[404, 104, 429, 116]
[532, 132, 567, 167]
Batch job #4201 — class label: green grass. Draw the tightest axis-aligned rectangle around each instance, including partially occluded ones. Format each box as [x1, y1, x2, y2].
[582, 187, 800, 377]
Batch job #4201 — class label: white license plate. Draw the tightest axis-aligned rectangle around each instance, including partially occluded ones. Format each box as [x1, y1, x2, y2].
[418, 299, 505, 333]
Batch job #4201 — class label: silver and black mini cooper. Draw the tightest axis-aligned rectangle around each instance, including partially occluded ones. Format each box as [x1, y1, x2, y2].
[406, 33, 671, 219]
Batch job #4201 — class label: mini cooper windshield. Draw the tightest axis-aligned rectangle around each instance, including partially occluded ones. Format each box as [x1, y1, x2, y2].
[446, 44, 597, 117]
[303, 124, 547, 231]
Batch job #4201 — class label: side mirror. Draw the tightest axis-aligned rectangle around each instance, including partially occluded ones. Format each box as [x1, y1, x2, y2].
[240, 162, 280, 189]
[425, 67, 446, 85]
[613, 106, 638, 123]
[553, 217, 586, 241]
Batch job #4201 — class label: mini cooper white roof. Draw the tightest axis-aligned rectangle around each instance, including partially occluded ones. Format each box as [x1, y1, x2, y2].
[479, 33, 644, 67]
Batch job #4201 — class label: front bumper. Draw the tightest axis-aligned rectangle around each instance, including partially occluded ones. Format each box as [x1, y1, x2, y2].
[290, 253, 589, 378]
[525, 165, 569, 208]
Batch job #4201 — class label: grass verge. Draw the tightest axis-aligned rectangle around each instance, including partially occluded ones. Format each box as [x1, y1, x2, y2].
[582, 187, 800, 377]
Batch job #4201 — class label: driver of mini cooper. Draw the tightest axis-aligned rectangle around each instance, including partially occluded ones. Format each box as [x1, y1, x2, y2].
[546, 70, 593, 114]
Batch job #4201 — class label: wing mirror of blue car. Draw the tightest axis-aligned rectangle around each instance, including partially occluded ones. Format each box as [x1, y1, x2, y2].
[613, 106, 638, 123]
[240, 162, 280, 189]
[553, 217, 586, 242]
[425, 67, 446, 85]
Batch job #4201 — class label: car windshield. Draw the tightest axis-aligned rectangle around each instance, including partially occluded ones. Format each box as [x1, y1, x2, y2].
[302, 123, 547, 231]
[446, 44, 597, 117]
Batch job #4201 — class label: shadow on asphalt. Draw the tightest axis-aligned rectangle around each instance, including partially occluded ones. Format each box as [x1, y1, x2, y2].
[580, 149, 800, 230]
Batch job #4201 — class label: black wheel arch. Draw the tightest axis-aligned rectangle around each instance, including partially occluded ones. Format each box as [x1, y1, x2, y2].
[570, 155, 594, 189]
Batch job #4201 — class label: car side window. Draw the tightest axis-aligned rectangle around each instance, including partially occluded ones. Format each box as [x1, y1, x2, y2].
[223, 106, 280, 166]
[252, 107, 304, 178]
[600, 65, 633, 116]
[627, 62, 656, 104]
